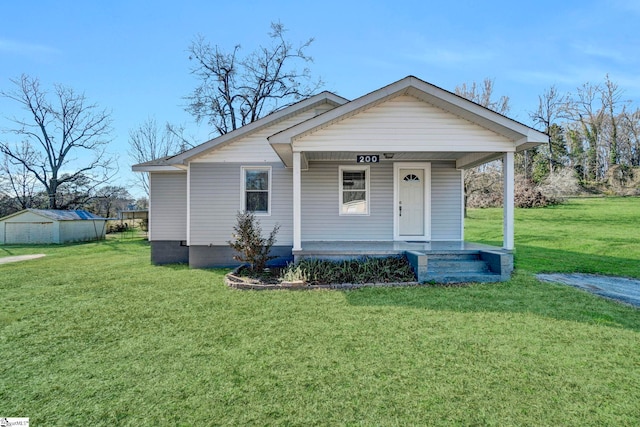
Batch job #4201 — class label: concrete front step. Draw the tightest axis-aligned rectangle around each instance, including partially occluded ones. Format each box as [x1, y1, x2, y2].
[422, 252, 481, 261]
[406, 250, 512, 283]
[427, 259, 490, 274]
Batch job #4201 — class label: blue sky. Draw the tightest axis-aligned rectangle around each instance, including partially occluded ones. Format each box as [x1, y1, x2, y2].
[2, 0, 639, 197]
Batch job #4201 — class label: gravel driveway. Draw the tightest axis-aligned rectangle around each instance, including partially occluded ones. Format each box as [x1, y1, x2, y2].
[537, 273, 640, 308]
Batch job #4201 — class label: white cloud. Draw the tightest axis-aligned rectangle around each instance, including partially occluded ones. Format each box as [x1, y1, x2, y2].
[570, 42, 630, 64]
[614, 0, 640, 15]
[512, 64, 619, 87]
[0, 38, 60, 57]
[510, 66, 640, 101]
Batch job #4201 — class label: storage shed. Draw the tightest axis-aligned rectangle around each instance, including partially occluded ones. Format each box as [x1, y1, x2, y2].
[0, 209, 108, 244]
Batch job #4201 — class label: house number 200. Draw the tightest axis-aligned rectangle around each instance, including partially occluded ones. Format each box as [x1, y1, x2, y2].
[357, 155, 379, 163]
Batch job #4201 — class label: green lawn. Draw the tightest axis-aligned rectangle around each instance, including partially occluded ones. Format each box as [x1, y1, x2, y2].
[466, 196, 640, 278]
[1, 198, 640, 425]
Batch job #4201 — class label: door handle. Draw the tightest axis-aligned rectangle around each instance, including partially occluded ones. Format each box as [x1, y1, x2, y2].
[399, 205, 402, 217]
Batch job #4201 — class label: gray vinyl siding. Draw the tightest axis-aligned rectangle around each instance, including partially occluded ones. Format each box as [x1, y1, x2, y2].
[149, 172, 187, 241]
[296, 95, 513, 152]
[431, 162, 463, 240]
[190, 162, 292, 246]
[301, 161, 462, 241]
[188, 160, 461, 245]
[301, 162, 394, 241]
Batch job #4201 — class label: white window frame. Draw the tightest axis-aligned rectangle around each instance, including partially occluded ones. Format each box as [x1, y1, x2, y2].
[241, 166, 272, 216]
[339, 165, 370, 216]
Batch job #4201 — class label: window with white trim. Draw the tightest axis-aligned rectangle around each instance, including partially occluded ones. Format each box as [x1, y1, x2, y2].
[339, 165, 369, 215]
[242, 166, 271, 215]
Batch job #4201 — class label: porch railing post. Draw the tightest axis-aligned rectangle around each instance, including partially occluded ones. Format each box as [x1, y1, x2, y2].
[293, 151, 302, 251]
[503, 152, 515, 250]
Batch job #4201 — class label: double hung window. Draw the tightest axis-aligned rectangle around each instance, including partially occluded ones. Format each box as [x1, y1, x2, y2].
[339, 165, 369, 215]
[242, 167, 271, 215]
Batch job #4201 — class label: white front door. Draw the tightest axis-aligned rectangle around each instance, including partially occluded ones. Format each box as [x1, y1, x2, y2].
[399, 168, 424, 236]
[394, 163, 430, 240]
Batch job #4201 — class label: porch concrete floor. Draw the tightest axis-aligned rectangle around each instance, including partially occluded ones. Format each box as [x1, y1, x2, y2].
[296, 241, 508, 256]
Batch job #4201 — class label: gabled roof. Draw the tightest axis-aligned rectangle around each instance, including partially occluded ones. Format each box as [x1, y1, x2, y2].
[268, 76, 548, 166]
[132, 91, 348, 171]
[0, 209, 107, 222]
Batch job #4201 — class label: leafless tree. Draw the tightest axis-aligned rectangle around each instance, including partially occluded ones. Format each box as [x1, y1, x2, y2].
[530, 85, 568, 173]
[455, 78, 510, 116]
[87, 185, 133, 218]
[600, 75, 628, 166]
[619, 107, 640, 166]
[185, 21, 323, 135]
[0, 74, 115, 209]
[2, 142, 43, 210]
[563, 77, 631, 181]
[455, 78, 511, 215]
[128, 117, 192, 196]
[565, 81, 606, 181]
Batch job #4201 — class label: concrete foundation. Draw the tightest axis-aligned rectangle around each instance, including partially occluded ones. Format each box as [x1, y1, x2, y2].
[150, 241, 189, 265]
[188, 245, 294, 269]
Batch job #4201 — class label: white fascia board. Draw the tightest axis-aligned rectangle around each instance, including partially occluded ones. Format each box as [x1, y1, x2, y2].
[170, 92, 348, 165]
[514, 131, 548, 152]
[269, 76, 546, 147]
[527, 128, 550, 142]
[405, 86, 539, 142]
[0, 209, 28, 222]
[456, 152, 511, 170]
[131, 165, 185, 172]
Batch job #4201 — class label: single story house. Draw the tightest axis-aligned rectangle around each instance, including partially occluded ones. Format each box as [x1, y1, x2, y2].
[133, 76, 547, 282]
[0, 209, 108, 244]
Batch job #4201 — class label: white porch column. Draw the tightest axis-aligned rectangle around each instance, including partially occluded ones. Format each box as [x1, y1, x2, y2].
[503, 152, 515, 250]
[293, 151, 302, 251]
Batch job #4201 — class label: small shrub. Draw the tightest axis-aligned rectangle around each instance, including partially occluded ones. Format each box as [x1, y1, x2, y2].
[108, 223, 129, 233]
[228, 211, 280, 272]
[281, 264, 309, 283]
[515, 177, 562, 208]
[468, 176, 563, 208]
[538, 167, 583, 198]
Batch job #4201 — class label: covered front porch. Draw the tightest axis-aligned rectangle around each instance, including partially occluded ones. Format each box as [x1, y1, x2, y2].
[288, 151, 517, 253]
[294, 240, 513, 283]
[265, 77, 548, 282]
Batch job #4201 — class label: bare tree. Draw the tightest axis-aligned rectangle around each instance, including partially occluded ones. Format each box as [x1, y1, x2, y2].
[87, 185, 133, 218]
[601, 75, 627, 167]
[455, 78, 511, 215]
[0, 75, 115, 209]
[185, 21, 323, 135]
[2, 142, 43, 210]
[565, 81, 606, 181]
[455, 78, 510, 115]
[620, 107, 640, 166]
[128, 117, 192, 196]
[530, 85, 568, 173]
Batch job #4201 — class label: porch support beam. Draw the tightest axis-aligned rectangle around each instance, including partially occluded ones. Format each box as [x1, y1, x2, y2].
[503, 152, 515, 250]
[456, 152, 501, 170]
[293, 151, 302, 251]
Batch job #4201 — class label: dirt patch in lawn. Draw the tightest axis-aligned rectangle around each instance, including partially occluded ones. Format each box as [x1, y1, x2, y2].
[537, 273, 640, 308]
[0, 254, 46, 265]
